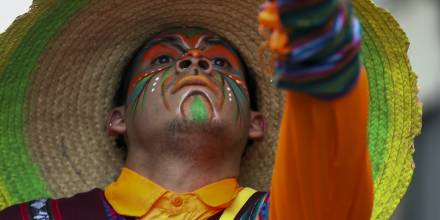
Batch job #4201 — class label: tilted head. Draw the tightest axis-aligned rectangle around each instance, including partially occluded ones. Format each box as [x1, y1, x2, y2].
[108, 27, 265, 174]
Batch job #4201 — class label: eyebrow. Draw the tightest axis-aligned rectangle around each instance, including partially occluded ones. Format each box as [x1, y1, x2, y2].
[145, 35, 189, 53]
[201, 36, 224, 47]
[199, 36, 236, 53]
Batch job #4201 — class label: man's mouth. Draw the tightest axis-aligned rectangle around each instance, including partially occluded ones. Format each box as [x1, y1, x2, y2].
[171, 75, 219, 95]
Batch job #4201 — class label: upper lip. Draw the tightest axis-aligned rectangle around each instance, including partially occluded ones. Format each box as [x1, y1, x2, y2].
[171, 75, 219, 95]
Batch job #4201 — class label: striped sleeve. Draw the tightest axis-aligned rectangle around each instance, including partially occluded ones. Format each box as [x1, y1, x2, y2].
[259, 0, 362, 98]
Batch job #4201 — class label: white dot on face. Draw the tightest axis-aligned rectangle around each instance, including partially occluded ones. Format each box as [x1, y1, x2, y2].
[153, 82, 157, 86]
[155, 77, 160, 81]
[151, 88, 156, 92]
[227, 87, 231, 91]
[229, 98, 232, 102]
[228, 93, 232, 97]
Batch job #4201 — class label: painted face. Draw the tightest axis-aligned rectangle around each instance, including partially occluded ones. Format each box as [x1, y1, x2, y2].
[126, 28, 250, 125]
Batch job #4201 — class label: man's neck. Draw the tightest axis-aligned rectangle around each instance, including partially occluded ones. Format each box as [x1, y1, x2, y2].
[124, 143, 241, 192]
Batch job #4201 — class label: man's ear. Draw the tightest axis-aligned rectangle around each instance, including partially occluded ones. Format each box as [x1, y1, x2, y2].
[108, 106, 127, 136]
[248, 111, 265, 141]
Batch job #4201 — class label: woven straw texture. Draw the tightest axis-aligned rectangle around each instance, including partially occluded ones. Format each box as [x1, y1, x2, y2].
[353, 1, 422, 218]
[0, 0, 421, 219]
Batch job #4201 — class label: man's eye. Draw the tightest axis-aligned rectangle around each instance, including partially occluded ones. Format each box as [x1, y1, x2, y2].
[152, 55, 174, 65]
[212, 58, 231, 68]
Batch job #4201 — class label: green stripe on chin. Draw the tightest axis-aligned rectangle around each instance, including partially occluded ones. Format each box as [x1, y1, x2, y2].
[190, 95, 209, 123]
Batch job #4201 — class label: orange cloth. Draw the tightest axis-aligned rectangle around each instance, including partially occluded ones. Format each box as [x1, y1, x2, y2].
[269, 68, 374, 220]
[105, 168, 240, 220]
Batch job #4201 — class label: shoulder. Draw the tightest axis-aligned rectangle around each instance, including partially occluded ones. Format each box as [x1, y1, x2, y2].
[0, 188, 108, 220]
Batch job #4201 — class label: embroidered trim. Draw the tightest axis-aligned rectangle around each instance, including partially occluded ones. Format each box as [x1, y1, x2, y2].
[27, 199, 53, 220]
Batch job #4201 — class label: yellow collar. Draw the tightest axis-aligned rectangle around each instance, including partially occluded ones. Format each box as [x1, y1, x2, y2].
[104, 168, 240, 217]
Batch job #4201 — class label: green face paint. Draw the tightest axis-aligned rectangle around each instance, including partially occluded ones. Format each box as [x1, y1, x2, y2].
[190, 95, 209, 123]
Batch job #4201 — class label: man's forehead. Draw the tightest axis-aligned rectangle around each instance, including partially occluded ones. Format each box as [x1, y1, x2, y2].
[147, 27, 232, 48]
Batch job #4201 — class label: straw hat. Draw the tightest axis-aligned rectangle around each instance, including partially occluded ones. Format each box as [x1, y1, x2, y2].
[0, 0, 421, 219]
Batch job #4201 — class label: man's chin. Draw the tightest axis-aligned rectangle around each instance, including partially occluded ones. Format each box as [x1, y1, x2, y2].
[179, 92, 215, 123]
[166, 118, 224, 134]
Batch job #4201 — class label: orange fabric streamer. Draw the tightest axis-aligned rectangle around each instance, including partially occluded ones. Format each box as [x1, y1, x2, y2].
[258, 2, 290, 55]
[269, 68, 373, 219]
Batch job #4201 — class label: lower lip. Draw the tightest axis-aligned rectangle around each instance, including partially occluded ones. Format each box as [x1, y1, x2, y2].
[180, 92, 213, 123]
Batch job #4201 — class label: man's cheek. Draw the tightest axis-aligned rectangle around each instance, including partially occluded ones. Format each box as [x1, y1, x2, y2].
[225, 77, 249, 124]
[156, 68, 174, 110]
[127, 67, 173, 111]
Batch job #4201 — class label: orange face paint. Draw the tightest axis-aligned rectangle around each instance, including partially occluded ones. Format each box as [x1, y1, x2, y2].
[126, 28, 249, 124]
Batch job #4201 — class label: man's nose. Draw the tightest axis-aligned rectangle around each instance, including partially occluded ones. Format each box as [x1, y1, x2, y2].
[175, 56, 212, 75]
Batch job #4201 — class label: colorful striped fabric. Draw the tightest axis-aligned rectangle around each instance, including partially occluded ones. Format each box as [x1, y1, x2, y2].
[262, 0, 361, 98]
[259, 1, 421, 219]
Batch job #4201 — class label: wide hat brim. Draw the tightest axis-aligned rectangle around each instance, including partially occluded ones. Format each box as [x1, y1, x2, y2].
[0, 0, 421, 219]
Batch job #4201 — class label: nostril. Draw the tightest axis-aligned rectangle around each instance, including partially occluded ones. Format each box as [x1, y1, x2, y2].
[198, 60, 210, 70]
[179, 59, 192, 70]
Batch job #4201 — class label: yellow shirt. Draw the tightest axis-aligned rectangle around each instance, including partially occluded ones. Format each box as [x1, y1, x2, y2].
[105, 168, 240, 220]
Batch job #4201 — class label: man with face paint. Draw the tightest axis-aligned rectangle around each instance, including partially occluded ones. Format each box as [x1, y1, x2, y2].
[108, 29, 264, 193]
[0, 0, 373, 220]
[103, 28, 268, 218]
